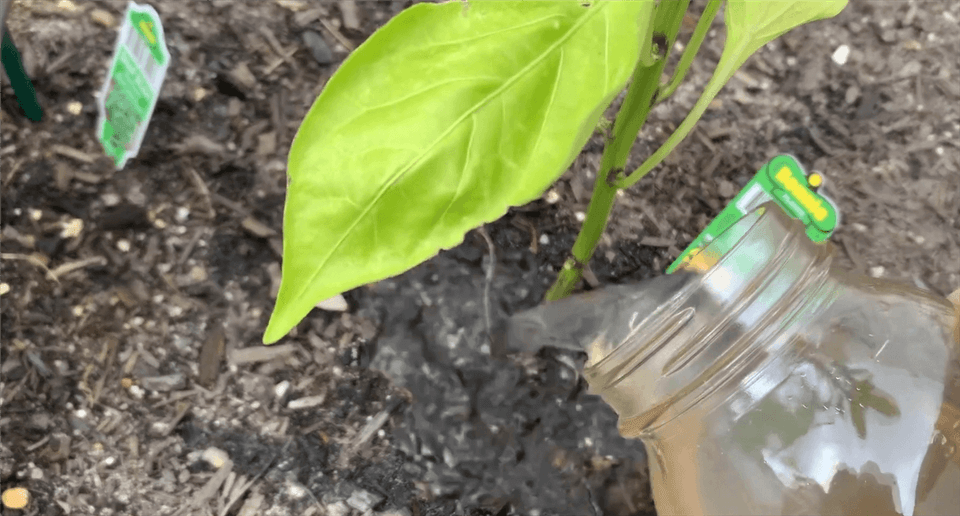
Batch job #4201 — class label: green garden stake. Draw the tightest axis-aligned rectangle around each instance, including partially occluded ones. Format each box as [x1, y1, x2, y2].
[1, 25, 42, 122]
[96, 2, 169, 169]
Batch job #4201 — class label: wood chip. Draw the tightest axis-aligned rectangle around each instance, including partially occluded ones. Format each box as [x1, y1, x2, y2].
[258, 26, 297, 72]
[294, 7, 324, 27]
[638, 201, 671, 236]
[229, 62, 257, 90]
[235, 492, 264, 516]
[51, 144, 97, 163]
[317, 294, 348, 312]
[174, 135, 226, 155]
[319, 17, 355, 51]
[271, 92, 286, 150]
[54, 163, 72, 190]
[349, 406, 390, 450]
[49, 256, 107, 280]
[1, 253, 59, 283]
[181, 167, 216, 218]
[256, 132, 276, 157]
[241, 217, 276, 238]
[71, 171, 103, 184]
[180, 459, 234, 515]
[339, 0, 360, 30]
[90, 8, 115, 27]
[198, 323, 225, 387]
[230, 343, 298, 366]
[287, 394, 326, 410]
[582, 264, 600, 288]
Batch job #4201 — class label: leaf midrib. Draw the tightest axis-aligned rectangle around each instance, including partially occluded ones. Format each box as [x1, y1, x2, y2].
[293, 3, 611, 303]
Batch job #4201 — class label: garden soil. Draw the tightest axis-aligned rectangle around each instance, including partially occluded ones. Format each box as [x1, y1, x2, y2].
[1, 1, 958, 515]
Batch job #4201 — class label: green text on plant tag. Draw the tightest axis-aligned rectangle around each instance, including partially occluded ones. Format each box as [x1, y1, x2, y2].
[96, 2, 169, 169]
[667, 155, 840, 273]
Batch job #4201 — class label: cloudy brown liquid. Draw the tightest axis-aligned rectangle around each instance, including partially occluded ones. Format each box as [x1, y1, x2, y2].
[773, 356, 960, 516]
[641, 307, 959, 516]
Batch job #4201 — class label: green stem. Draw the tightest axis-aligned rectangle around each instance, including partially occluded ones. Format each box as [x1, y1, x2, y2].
[657, 0, 723, 104]
[545, 0, 690, 302]
[616, 38, 745, 190]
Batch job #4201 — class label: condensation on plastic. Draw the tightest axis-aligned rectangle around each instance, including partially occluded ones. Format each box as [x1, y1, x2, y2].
[511, 202, 960, 516]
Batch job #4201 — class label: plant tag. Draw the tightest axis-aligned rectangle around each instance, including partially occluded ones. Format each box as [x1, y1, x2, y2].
[96, 2, 170, 169]
[667, 155, 840, 273]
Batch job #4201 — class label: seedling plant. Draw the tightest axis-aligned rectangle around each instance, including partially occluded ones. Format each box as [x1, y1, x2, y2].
[263, 0, 847, 344]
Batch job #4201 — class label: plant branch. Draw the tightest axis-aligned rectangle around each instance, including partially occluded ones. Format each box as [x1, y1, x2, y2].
[657, 0, 723, 103]
[616, 38, 746, 190]
[545, 0, 691, 301]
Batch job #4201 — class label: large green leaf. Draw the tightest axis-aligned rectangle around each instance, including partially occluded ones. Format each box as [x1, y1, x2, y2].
[264, 1, 649, 343]
[618, 0, 847, 188]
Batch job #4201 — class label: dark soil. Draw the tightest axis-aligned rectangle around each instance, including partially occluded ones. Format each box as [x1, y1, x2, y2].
[1, 1, 957, 515]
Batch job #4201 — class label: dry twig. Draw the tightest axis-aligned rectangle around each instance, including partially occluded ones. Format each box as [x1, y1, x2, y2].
[49, 256, 107, 281]
[1, 252, 59, 283]
[319, 17, 355, 51]
[476, 227, 495, 343]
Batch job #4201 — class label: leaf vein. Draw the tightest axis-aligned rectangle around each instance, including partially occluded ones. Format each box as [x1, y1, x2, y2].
[296, 3, 609, 304]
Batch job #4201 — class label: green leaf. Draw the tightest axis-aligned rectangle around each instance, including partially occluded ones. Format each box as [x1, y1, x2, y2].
[619, 0, 846, 188]
[265, 0, 649, 343]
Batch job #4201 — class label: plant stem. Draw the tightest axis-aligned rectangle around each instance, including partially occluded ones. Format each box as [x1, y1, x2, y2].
[657, 0, 723, 104]
[545, 0, 690, 302]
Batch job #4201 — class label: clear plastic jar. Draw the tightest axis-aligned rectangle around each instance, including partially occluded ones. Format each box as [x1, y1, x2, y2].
[523, 203, 960, 515]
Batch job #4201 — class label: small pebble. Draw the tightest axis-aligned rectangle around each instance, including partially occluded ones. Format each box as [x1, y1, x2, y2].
[60, 218, 83, 238]
[869, 266, 885, 278]
[201, 447, 229, 469]
[130, 385, 147, 400]
[844, 85, 860, 104]
[67, 101, 83, 115]
[275, 380, 291, 399]
[302, 31, 334, 65]
[539, 234, 549, 245]
[544, 190, 560, 204]
[116, 239, 131, 252]
[0, 283, 9, 296]
[574, 212, 585, 222]
[102, 193, 121, 206]
[2, 487, 29, 509]
[57, 0, 78, 12]
[192, 87, 209, 102]
[831, 45, 850, 66]
[286, 481, 308, 499]
[346, 489, 384, 512]
[188, 265, 207, 282]
[90, 8, 115, 27]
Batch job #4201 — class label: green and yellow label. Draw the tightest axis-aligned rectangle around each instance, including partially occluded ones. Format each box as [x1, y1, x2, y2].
[666, 155, 839, 274]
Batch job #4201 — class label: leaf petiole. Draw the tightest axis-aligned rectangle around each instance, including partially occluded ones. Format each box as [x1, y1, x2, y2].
[657, 0, 723, 104]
